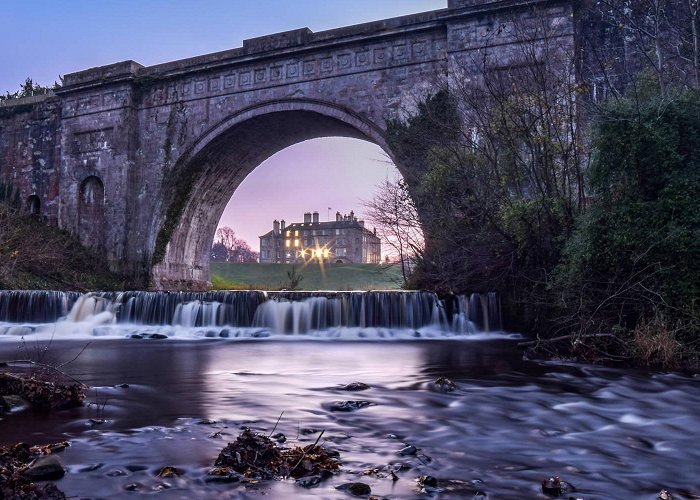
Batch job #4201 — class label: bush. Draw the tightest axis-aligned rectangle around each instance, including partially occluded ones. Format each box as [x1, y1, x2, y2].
[552, 88, 700, 365]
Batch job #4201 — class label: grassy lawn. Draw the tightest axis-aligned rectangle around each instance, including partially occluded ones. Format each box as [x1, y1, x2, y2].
[210, 262, 404, 290]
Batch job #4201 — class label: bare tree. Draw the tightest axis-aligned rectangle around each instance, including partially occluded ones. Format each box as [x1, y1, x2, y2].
[362, 178, 423, 282]
[211, 227, 259, 263]
[586, 0, 700, 96]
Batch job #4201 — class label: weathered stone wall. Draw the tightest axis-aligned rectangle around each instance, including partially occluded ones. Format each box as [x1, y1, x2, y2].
[0, 0, 581, 289]
[0, 96, 61, 222]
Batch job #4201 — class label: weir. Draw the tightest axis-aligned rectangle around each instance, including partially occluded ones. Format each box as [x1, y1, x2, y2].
[0, 290, 501, 338]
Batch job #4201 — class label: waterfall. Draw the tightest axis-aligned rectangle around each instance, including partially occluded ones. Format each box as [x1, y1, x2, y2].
[0, 290, 504, 338]
[0, 290, 81, 323]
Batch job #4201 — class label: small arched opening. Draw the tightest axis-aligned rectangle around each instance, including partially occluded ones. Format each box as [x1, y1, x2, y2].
[25, 195, 41, 217]
[78, 175, 105, 250]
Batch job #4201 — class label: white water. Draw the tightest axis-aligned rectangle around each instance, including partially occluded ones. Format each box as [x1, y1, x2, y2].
[0, 290, 511, 341]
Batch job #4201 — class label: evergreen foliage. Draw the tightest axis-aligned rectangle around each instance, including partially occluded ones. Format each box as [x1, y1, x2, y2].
[553, 88, 700, 359]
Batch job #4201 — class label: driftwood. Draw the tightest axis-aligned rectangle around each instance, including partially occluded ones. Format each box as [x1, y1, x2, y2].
[518, 333, 617, 348]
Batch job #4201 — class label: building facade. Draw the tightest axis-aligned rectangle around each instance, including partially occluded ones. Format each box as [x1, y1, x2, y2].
[259, 210, 381, 264]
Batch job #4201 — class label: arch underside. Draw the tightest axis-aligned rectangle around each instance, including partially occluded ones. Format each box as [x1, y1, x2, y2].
[151, 105, 394, 290]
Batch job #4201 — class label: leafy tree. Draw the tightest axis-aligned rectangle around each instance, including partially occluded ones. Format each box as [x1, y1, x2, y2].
[0, 77, 60, 102]
[553, 87, 700, 355]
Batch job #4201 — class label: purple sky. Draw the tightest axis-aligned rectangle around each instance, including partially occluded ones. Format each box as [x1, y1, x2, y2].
[1, 0, 445, 249]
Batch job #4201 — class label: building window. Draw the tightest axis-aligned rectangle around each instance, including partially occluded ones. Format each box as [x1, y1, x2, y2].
[295, 230, 299, 236]
[294, 239, 299, 247]
[286, 230, 291, 237]
[286, 240, 291, 247]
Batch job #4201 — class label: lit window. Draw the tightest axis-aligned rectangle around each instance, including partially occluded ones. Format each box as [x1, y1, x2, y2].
[295, 230, 299, 236]
[285, 240, 291, 247]
[323, 249, 329, 258]
[286, 230, 290, 237]
[294, 239, 299, 247]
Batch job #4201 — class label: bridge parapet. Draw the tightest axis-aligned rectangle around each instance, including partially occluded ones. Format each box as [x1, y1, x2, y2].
[0, 92, 54, 109]
[61, 60, 144, 90]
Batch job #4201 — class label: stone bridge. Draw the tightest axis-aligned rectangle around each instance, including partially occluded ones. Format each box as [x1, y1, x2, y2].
[0, 0, 578, 289]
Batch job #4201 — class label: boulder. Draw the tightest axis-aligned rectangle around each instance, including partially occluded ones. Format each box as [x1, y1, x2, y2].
[24, 455, 65, 481]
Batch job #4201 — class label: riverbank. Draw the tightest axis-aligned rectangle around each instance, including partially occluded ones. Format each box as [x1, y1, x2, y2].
[210, 262, 404, 290]
[0, 205, 126, 291]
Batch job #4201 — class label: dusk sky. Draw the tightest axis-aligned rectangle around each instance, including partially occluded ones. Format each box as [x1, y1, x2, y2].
[1, 0, 446, 249]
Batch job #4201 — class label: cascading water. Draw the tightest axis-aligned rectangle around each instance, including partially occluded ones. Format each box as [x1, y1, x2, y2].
[0, 289, 504, 340]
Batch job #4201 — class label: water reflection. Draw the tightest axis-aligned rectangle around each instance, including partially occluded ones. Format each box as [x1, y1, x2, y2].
[0, 339, 698, 498]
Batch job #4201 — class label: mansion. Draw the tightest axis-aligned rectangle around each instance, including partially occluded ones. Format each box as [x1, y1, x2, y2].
[259, 210, 381, 264]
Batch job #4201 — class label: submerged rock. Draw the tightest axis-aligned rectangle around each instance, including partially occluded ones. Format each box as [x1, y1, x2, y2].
[0, 394, 29, 412]
[541, 476, 561, 495]
[301, 428, 321, 435]
[130, 333, 168, 340]
[541, 476, 575, 496]
[399, 445, 418, 456]
[419, 475, 438, 488]
[338, 382, 370, 391]
[295, 470, 332, 488]
[434, 376, 457, 392]
[157, 465, 183, 478]
[327, 400, 375, 412]
[206, 466, 241, 483]
[336, 481, 371, 496]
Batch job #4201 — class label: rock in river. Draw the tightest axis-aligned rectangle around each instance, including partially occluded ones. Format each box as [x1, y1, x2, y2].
[24, 455, 65, 481]
[326, 400, 375, 412]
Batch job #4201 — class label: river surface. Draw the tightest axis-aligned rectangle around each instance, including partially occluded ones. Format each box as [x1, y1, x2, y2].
[0, 291, 698, 498]
[0, 339, 698, 499]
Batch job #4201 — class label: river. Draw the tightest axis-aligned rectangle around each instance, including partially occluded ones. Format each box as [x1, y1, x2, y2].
[0, 291, 698, 498]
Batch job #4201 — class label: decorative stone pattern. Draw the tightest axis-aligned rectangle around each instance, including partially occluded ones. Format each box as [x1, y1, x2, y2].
[0, 0, 580, 289]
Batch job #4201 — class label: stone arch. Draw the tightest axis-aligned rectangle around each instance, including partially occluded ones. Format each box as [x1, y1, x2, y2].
[78, 175, 105, 250]
[25, 195, 41, 216]
[150, 98, 407, 289]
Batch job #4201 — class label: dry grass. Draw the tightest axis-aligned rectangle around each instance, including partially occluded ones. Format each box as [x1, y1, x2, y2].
[0, 205, 123, 290]
[632, 315, 683, 370]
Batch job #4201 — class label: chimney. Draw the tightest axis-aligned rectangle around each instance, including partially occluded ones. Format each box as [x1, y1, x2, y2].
[336, 211, 342, 222]
[312, 211, 319, 223]
[281, 219, 286, 230]
[350, 210, 355, 221]
[273, 219, 280, 235]
[304, 212, 312, 223]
